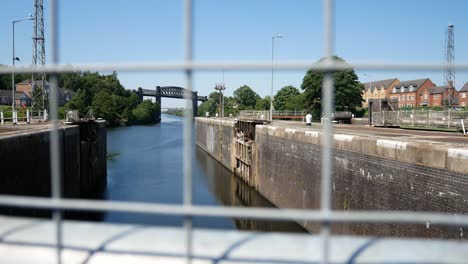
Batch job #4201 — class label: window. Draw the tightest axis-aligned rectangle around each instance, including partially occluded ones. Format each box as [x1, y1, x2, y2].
[462, 93, 467, 98]
[434, 95, 440, 99]
[424, 93, 428, 100]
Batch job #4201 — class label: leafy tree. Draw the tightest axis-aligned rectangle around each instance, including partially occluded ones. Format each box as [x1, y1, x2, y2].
[301, 56, 363, 117]
[197, 92, 223, 116]
[273, 86, 300, 111]
[233, 85, 260, 109]
[92, 90, 117, 122]
[255, 96, 270, 110]
[284, 93, 306, 111]
[66, 88, 90, 116]
[132, 100, 160, 124]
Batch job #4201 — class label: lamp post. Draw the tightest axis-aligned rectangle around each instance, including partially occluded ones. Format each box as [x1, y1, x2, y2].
[270, 34, 283, 121]
[214, 84, 226, 118]
[12, 15, 34, 123]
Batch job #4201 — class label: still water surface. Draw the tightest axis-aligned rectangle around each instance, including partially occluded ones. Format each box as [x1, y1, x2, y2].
[105, 114, 304, 232]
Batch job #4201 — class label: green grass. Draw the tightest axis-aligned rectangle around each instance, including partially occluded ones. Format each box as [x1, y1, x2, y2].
[400, 125, 460, 133]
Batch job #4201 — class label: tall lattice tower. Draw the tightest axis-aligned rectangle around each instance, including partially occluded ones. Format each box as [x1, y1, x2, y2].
[444, 24, 455, 107]
[32, 0, 47, 110]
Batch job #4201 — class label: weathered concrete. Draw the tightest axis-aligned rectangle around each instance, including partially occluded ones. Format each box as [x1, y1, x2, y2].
[195, 118, 236, 171]
[0, 121, 107, 201]
[0, 215, 467, 263]
[195, 118, 468, 238]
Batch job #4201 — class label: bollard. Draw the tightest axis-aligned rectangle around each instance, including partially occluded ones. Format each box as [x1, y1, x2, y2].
[43, 109, 48, 121]
[27, 109, 30, 124]
[13, 110, 18, 125]
[0, 112, 3, 126]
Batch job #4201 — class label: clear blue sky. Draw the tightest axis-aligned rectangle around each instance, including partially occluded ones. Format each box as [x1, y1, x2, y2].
[1, 0, 468, 107]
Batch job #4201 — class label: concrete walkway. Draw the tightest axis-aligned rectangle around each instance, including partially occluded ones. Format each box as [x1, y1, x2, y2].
[0, 216, 467, 263]
[271, 120, 468, 146]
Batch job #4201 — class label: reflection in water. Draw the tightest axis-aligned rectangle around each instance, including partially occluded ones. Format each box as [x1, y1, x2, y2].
[194, 146, 305, 233]
[104, 114, 304, 232]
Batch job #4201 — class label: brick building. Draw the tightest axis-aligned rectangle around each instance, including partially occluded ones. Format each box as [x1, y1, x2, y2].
[459, 82, 468, 107]
[389, 79, 436, 108]
[425, 86, 446, 106]
[362, 78, 400, 108]
[0, 90, 31, 106]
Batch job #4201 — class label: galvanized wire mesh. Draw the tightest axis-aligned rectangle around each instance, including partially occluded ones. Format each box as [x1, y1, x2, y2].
[373, 110, 468, 128]
[0, 1, 467, 264]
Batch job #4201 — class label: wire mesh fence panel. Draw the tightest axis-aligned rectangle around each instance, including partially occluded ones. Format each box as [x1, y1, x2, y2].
[2, 1, 468, 264]
[238, 110, 270, 120]
[372, 112, 383, 126]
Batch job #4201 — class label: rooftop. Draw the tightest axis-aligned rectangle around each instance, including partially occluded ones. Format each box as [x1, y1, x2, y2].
[363, 78, 398, 91]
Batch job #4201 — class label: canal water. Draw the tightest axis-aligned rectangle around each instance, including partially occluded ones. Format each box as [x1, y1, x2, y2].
[105, 114, 305, 232]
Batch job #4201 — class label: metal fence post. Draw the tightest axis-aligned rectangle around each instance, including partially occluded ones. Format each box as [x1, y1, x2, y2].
[382, 110, 385, 126]
[428, 110, 431, 126]
[448, 109, 451, 128]
[397, 110, 400, 126]
[12, 110, 18, 125]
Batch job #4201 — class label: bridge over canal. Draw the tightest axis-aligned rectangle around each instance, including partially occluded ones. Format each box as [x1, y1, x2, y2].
[137, 86, 208, 118]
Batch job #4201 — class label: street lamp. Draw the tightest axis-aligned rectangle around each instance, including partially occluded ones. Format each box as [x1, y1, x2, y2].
[11, 15, 34, 124]
[214, 83, 226, 118]
[270, 34, 283, 121]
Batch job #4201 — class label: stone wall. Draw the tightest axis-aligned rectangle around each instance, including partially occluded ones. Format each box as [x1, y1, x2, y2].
[255, 125, 468, 238]
[195, 118, 468, 238]
[0, 121, 107, 200]
[195, 118, 236, 171]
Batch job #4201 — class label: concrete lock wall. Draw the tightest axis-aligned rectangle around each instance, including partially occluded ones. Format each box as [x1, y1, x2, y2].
[0, 121, 107, 201]
[195, 118, 468, 238]
[195, 118, 236, 171]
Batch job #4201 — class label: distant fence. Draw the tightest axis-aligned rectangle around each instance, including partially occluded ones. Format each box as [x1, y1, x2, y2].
[238, 110, 270, 121]
[372, 110, 468, 128]
[0, 109, 48, 125]
[238, 110, 307, 121]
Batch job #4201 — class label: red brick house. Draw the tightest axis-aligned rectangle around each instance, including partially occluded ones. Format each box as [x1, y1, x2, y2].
[459, 82, 468, 107]
[389, 79, 436, 108]
[426, 86, 446, 107]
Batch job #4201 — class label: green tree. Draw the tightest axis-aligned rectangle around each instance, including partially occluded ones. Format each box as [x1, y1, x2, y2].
[301, 56, 363, 117]
[273, 85, 300, 111]
[132, 100, 160, 124]
[284, 93, 306, 111]
[197, 92, 222, 116]
[255, 96, 270, 110]
[233, 85, 260, 109]
[66, 88, 91, 116]
[92, 90, 117, 122]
